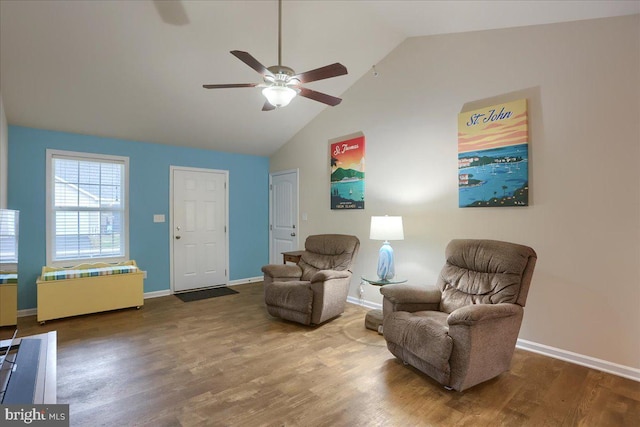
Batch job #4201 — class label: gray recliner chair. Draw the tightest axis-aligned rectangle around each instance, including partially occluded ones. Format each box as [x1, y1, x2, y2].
[380, 239, 537, 391]
[261, 234, 360, 325]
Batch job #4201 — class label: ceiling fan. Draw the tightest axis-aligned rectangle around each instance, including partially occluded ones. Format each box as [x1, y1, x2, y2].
[203, 0, 348, 111]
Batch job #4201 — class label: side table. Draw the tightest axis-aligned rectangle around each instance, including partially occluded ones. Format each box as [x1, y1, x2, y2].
[282, 250, 304, 264]
[361, 276, 407, 334]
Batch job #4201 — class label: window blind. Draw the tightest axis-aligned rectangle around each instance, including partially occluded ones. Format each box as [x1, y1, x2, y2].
[0, 210, 18, 264]
[52, 156, 126, 261]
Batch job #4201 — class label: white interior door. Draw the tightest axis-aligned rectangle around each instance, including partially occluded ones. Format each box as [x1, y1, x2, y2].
[172, 167, 228, 292]
[270, 170, 299, 264]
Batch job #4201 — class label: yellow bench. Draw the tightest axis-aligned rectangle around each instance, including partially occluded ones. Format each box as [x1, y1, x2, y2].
[36, 260, 144, 324]
[0, 271, 18, 326]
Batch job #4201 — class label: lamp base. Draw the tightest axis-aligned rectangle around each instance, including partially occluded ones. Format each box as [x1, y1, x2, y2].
[377, 241, 395, 280]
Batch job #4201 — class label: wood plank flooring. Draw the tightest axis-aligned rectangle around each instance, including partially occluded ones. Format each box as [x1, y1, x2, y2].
[2, 282, 639, 426]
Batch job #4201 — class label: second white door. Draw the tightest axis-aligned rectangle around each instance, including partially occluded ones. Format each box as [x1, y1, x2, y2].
[172, 167, 228, 292]
[269, 170, 299, 264]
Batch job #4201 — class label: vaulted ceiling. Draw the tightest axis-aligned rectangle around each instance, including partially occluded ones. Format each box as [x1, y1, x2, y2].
[1, 1, 637, 156]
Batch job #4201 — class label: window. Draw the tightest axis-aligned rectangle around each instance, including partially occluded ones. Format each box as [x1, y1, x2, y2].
[46, 150, 129, 266]
[0, 209, 19, 267]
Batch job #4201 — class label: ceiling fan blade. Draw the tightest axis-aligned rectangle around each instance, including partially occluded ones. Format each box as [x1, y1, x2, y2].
[262, 101, 276, 111]
[297, 87, 342, 106]
[203, 83, 258, 89]
[292, 63, 347, 83]
[230, 50, 274, 78]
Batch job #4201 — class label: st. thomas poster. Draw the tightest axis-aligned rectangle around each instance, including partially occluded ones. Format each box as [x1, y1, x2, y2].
[458, 99, 529, 207]
[330, 133, 365, 209]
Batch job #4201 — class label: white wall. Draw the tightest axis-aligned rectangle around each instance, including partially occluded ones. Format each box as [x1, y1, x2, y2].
[270, 15, 640, 370]
[0, 93, 8, 209]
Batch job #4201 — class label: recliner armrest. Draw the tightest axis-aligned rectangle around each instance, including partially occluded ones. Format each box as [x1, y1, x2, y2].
[310, 269, 351, 282]
[380, 284, 441, 313]
[447, 303, 522, 326]
[261, 264, 303, 279]
[380, 284, 440, 304]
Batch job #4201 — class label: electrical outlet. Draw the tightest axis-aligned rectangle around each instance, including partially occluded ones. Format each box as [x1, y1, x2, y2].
[143, 271, 147, 279]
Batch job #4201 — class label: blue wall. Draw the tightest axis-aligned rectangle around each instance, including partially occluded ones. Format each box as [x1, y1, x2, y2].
[8, 126, 269, 310]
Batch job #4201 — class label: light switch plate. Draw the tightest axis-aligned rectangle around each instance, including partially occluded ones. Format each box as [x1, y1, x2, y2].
[153, 214, 165, 223]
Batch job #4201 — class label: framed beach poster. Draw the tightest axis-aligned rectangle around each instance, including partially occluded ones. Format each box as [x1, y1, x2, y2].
[458, 99, 529, 207]
[330, 133, 365, 210]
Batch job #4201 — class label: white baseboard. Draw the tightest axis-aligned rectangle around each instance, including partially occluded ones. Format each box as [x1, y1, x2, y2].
[144, 290, 171, 299]
[17, 308, 37, 318]
[348, 297, 640, 383]
[228, 276, 263, 286]
[516, 339, 640, 382]
[347, 295, 381, 310]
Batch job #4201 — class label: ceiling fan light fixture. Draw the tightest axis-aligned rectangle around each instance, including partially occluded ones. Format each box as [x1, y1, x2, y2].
[262, 85, 297, 108]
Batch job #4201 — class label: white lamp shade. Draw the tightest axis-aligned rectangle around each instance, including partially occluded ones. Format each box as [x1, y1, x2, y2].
[262, 86, 296, 108]
[370, 216, 404, 241]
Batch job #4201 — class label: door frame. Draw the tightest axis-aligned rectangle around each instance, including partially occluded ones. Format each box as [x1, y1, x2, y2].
[169, 165, 230, 294]
[269, 169, 299, 264]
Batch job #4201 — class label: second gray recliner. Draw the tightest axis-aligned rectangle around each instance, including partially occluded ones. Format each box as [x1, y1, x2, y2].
[262, 234, 360, 325]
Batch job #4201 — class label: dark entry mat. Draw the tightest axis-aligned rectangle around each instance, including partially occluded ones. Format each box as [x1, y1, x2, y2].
[175, 287, 239, 302]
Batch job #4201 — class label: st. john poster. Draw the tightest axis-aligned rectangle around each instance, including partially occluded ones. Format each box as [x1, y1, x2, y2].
[458, 99, 529, 207]
[330, 133, 365, 209]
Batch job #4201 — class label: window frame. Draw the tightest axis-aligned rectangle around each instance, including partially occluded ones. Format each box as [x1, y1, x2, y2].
[46, 149, 130, 267]
[0, 209, 19, 270]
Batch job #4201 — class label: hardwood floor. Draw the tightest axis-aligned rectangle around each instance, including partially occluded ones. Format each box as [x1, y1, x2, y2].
[2, 282, 639, 426]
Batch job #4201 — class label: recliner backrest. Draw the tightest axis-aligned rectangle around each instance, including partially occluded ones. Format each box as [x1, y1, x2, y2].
[437, 239, 537, 313]
[298, 234, 360, 281]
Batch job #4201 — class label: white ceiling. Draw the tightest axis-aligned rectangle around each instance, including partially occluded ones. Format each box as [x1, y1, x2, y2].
[1, 1, 638, 157]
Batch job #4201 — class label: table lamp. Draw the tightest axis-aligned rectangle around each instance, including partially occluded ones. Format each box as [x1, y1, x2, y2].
[370, 215, 404, 281]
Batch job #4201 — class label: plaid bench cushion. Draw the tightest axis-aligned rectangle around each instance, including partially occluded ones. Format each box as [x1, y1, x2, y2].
[41, 265, 139, 281]
[0, 273, 17, 284]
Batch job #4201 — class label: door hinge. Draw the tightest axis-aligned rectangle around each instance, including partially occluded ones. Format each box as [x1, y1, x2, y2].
[224, 225, 227, 233]
[270, 224, 273, 231]
[224, 181, 227, 189]
[225, 269, 227, 277]
[269, 184, 273, 190]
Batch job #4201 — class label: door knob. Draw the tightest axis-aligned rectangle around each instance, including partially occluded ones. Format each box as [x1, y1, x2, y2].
[291, 232, 296, 236]
[175, 235, 181, 239]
